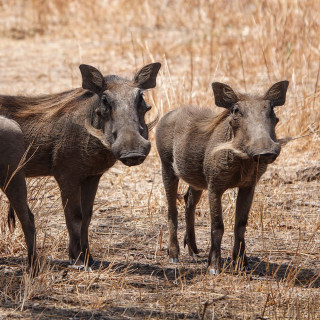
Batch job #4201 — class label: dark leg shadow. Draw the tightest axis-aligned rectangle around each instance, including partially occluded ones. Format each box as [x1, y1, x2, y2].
[247, 256, 320, 288]
[1, 255, 318, 288]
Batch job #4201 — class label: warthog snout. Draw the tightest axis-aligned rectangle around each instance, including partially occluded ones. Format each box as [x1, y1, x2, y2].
[112, 130, 151, 166]
[246, 138, 281, 164]
[119, 152, 147, 166]
[247, 140, 281, 164]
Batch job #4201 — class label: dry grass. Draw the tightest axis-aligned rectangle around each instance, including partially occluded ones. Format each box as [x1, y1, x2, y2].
[0, 0, 319, 319]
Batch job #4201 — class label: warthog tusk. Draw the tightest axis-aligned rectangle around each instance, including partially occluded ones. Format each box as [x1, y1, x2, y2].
[85, 119, 111, 150]
[146, 107, 160, 131]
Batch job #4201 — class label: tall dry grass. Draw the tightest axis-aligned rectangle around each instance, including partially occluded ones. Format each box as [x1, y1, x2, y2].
[0, 0, 319, 319]
[1, 0, 319, 139]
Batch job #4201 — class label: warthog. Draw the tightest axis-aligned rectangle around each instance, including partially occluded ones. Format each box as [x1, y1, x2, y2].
[0, 116, 36, 267]
[156, 80, 289, 274]
[0, 62, 161, 267]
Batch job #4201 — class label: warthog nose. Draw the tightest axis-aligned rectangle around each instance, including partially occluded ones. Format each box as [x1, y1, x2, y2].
[253, 152, 278, 164]
[120, 152, 146, 166]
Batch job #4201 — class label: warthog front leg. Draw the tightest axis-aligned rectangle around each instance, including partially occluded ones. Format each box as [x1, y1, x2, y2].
[161, 164, 179, 262]
[233, 186, 255, 269]
[57, 174, 101, 268]
[208, 188, 224, 275]
[80, 174, 101, 266]
[184, 186, 202, 256]
[56, 176, 83, 265]
[4, 171, 37, 270]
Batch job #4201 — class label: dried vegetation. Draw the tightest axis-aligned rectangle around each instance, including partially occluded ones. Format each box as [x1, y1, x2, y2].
[0, 0, 319, 319]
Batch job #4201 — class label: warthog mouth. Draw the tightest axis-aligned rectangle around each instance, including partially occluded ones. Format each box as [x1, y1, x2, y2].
[119, 152, 146, 166]
[252, 152, 278, 164]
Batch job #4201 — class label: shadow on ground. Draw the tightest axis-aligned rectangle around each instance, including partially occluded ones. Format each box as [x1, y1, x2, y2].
[0, 302, 199, 320]
[248, 256, 320, 288]
[1, 254, 319, 289]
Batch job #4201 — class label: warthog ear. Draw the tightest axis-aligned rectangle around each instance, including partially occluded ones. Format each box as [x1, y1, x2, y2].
[263, 80, 289, 107]
[211, 82, 239, 110]
[79, 64, 106, 95]
[133, 62, 161, 90]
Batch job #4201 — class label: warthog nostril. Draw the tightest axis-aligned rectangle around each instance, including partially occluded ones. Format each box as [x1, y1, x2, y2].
[119, 152, 146, 167]
[253, 152, 278, 164]
[112, 130, 117, 141]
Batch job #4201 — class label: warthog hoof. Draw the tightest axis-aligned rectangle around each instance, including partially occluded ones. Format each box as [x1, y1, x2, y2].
[244, 264, 252, 271]
[68, 264, 93, 272]
[232, 259, 251, 272]
[28, 260, 40, 277]
[209, 268, 221, 275]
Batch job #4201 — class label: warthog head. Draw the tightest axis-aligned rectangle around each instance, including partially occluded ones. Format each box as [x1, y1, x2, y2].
[80, 63, 161, 166]
[212, 80, 289, 164]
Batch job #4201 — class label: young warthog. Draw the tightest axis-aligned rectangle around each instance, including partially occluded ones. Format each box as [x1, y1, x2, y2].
[156, 80, 289, 274]
[0, 116, 36, 267]
[0, 62, 161, 267]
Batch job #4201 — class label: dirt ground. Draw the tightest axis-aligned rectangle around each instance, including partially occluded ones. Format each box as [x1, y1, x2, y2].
[0, 1, 319, 319]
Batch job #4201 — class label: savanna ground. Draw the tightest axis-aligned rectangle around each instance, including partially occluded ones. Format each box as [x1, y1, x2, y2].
[0, 1, 319, 319]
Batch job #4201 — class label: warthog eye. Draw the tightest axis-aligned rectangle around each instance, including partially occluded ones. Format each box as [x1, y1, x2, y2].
[137, 91, 144, 105]
[101, 95, 109, 106]
[232, 106, 240, 115]
[137, 91, 152, 114]
[99, 95, 112, 117]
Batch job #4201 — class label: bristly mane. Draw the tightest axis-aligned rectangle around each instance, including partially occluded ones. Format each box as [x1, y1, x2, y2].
[188, 92, 259, 134]
[0, 88, 95, 120]
[184, 106, 229, 134]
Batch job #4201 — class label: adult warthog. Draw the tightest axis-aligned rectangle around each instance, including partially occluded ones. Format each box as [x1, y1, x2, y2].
[0, 62, 161, 268]
[156, 80, 288, 275]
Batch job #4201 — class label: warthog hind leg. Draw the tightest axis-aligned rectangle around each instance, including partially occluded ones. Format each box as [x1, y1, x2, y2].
[4, 172, 37, 271]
